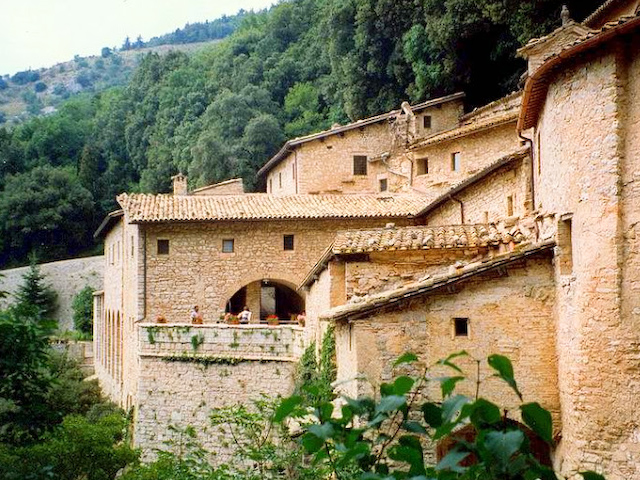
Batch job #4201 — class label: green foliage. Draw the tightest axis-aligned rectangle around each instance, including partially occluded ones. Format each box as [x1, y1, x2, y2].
[0, 307, 54, 444]
[34, 82, 47, 93]
[278, 352, 604, 480]
[14, 257, 58, 321]
[72, 285, 95, 335]
[1, 412, 138, 480]
[294, 325, 337, 407]
[11, 70, 40, 85]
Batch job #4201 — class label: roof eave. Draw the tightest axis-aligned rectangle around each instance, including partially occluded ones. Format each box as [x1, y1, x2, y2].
[322, 242, 555, 323]
[518, 15, 640, 132]
[93, 210, 124, 239]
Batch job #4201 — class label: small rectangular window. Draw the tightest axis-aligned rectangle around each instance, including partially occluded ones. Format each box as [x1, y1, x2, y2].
[423, 115, 432, 129]
[157, 239, 169, 255]
[222, 239, 235, 253]
[283, 234, 294, 251]
[416, 157, 428, 175]
[379, 178, 388, 192]
[451, 152, 461, 172]
[353, 155, 368, 176]
[507, 195, 514, 216]
[292, 162, 296, 180]
[279, 172, 282, 188]
[558, 217, 573, 275]
[453, 317, 469, 337]
[131, 236, 134, 257]
[269, 179, 273, 193]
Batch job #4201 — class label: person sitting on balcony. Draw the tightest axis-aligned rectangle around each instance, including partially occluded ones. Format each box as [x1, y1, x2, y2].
[191, 305, 203, 324]
[238, 306, 251, 324]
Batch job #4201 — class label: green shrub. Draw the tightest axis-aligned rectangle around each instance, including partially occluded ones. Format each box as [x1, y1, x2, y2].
[72, 285, 95, 335]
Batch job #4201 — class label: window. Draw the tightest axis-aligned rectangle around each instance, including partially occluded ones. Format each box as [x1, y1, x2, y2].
[157, 239, 169, 255]
[558, 216, 573, 275]
[423, 115, 432, 129]
[379, 178, 388, 192]
[131, 236, 134, 257]
[279, 172, 282, 188]
[451, 152, 461, 172]
[353, 155, 368, 175]
[416, 157, 428, 175]
[292, 162, 296, 180]
[269, 179, 272, 193]
[283, 234, 294, 251]
[507, 195, 514, 216]
[222, 239, 235, 253]
[453, 317, 469, 337]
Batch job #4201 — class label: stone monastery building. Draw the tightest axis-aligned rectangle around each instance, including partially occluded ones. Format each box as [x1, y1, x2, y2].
[94, 1, 640, 477]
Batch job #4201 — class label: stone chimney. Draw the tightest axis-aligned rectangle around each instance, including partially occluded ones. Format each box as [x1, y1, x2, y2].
[172, 173, 188, 196]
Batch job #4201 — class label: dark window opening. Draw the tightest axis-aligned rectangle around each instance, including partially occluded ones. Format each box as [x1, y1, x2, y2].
[157, 239, 169, 255]
[379, 178, 388, 192]
[417, 157, 428, 175]
[283, 234, 294, 251]
[279, 172, 282, 188]
[507, 195, 514, 216]
[558, 217, 573, 275]
[353, 155, 368, 176]
[423, 115, 432, 129]
[454, 317, 469, 337]
[222, 239, 235, 253]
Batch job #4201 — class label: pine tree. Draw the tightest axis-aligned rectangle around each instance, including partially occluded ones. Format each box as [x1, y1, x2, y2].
[15, 256, 58, 322]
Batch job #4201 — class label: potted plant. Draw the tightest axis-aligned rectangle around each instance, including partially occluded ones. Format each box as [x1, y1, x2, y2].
[227, 314, 240, 325]
[266, 314, 279, 326]
[156, 315, 167, 324]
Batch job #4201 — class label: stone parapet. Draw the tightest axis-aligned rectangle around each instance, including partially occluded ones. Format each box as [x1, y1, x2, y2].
[138, 323, 306, 361]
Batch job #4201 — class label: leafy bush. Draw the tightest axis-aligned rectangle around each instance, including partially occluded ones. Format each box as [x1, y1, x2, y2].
[276, 352, 605, 480]
[34, 82, 47, 93]
[11, 70, 40, 85]
[72, 285, 95, 335]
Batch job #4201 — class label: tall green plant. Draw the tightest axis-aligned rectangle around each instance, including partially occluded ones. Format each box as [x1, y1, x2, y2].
[276, 352, 605, 480]
[72, 285, 95, 336]
[14, 256, 58, 322]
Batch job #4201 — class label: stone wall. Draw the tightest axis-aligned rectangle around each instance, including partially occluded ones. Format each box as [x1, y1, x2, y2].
[141, 218, 412, 324]
[334, 255, 559, 453]
[535, 40, 640, 478]
[410, 122, 521, 196]
[266, 100, 463, 196]
[0, 256, 103, 331]
[425, 158, 529, 225]
[134, 324, 303, 461]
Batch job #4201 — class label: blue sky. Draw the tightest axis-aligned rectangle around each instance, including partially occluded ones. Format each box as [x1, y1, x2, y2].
[1, 0, 275, 75]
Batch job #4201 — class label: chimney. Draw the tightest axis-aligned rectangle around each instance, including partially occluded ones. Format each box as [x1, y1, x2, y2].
[172, 173, 188, 196]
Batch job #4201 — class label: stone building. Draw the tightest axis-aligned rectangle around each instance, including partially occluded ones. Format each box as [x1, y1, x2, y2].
[95, 0, 640, 476]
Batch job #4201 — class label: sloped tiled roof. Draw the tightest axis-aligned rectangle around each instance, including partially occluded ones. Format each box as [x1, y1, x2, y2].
[117, 193, 430, 223]
[410, 111, 518, 150]
[299, 221, 531, 289]
[332, 224, 525, 254]
[519, 12, 640, 131]
[320, 241, 555, 322]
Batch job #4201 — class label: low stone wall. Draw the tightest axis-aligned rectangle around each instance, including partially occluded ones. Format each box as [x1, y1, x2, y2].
[0, 256, 104, 331]
[139, 323, 306, 361]
[134, 324, 305, 461]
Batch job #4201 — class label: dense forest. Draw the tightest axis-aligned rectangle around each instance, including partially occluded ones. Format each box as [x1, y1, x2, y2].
[0, 0, 603, 268]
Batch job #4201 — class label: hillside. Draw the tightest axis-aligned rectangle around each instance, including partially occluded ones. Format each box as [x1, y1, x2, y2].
[0, 0, 603, 269]
[0, 41, 221, 124]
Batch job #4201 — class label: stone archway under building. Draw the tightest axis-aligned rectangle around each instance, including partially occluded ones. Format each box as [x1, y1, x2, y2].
[224, 279, 305, 324]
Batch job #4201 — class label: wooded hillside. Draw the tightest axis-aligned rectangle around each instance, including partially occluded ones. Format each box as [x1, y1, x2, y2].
[0, 0, 601, 267]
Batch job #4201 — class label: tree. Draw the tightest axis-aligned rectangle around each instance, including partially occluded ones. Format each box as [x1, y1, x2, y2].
[34, 82, 47, 93]
[72, 285, 94, 336]
[101, 46, 113, 58]
[14, 256, 58, 321]
[0, 166, 95, 265]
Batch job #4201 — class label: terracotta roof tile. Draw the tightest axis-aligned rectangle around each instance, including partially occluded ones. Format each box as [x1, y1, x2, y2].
[331, 223, 525, 254]
[117, 193, 430, 223]
[320, 241, 555, 322]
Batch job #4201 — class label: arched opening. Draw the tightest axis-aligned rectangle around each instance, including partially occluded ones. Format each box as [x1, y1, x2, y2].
[225, 279, 305, 323]
[436, 420, 552, 468]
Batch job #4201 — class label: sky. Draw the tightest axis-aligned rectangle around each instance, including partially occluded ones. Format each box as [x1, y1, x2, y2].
[0, 0, 276, 76]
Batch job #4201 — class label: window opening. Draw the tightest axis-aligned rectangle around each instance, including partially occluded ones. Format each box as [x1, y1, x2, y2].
[283, 234, 294, 251]
[451, 152, 461, 172]
[353, 155, 368, 175]
[417, 157, 428, 175]
[157, 239, 169, 255]
[379, 178, 388, 192]
[453, 317, 469, 337]
[507, 195, 514, 216]
[423, 115, 432, 129]
[222, 239, 235, 253]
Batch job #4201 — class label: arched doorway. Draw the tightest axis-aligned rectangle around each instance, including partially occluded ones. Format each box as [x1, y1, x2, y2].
[225, 279, 305, 323]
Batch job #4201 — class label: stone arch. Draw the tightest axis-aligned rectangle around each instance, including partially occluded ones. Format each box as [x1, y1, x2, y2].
[221, 276, 305, 323]
[436, 419, 552, 468]
[219, 272, 302, 311]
